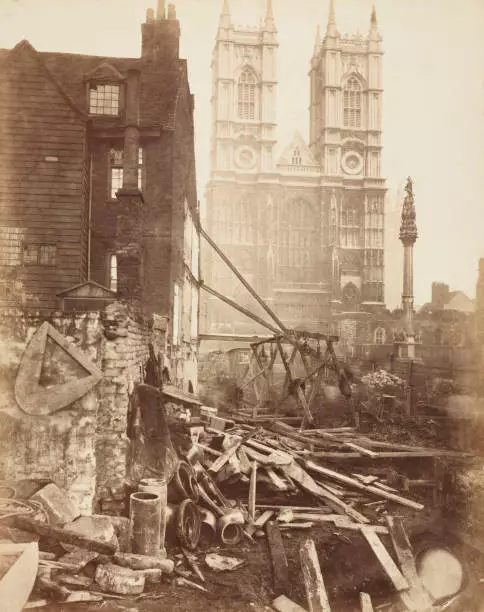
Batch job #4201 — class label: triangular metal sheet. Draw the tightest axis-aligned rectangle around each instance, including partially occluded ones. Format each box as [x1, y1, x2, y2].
[15, 322, 103, 416]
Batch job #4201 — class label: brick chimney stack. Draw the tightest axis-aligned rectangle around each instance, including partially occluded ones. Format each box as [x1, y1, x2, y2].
[141, 2, 180, 61]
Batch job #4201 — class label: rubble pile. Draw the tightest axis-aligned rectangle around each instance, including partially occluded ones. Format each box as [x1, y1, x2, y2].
[0, 396, 475, 611]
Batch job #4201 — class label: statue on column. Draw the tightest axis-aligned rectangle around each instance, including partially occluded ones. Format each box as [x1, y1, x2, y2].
[399, 176, 418, 245]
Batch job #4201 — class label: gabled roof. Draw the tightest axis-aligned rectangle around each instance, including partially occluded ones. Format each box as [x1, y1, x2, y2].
[419, 289, 475, 315]
[0, 40, 87, 120]
[444, 291, 475, 313]
[57, 280, 116, 298]
[84, 61, 126, 82]
[277, 131, 319, 167]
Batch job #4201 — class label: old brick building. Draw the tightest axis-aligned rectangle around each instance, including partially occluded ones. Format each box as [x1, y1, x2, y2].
[0, 2, 200, 388]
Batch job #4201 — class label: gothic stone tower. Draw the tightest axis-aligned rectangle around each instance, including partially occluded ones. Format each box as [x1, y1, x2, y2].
[309, 2, 386, 312]
[203, 1, 386, 339]
[204, 0, 279, 335]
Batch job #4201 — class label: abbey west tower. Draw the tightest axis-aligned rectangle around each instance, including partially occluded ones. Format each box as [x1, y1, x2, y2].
[203, 0, 386, 337]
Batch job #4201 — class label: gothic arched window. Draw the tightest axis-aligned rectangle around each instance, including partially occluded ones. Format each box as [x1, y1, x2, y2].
[237, 69, 257, 120]
[292, 147, 302, 165]
[276, 199, 318, 283]
[374, 327, 386, 345]
[343, 77, 362, 128]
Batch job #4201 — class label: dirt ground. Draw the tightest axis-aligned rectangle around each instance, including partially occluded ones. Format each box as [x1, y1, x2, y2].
[38, 499, 484, 612]
[38, 392, 484, 611]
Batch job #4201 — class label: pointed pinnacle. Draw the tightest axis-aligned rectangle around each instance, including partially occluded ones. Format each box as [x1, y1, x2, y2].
[222, 0, 230, 16]
[313, 24, 321, 54]
[266, 0, 274, 20]
[371, 4, 377, 26]
[326, 0, 339, 36]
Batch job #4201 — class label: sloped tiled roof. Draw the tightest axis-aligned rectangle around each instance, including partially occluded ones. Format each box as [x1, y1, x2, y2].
[0, 42, 186, 129]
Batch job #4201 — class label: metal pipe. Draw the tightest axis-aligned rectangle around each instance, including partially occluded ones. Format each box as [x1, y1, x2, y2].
[218, 509, 244, 546]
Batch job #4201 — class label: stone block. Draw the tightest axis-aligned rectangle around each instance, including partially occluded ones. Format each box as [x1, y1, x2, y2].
[95, 563, 145, 596]
[107, 516, 131, 553]
[30, 482, 80, 526]
[62, 515, 119, 552]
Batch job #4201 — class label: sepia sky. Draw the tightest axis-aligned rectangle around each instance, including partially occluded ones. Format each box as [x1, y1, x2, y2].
[1, 0, 483, 308]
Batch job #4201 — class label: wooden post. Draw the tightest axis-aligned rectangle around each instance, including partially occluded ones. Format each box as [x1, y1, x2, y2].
[248, 353, 262, 418]
[299, 539, 331, 612]
[200, 284, 281, 335]
[359, 592, 374, 611]
[200, 227, 288, 332]
[279, 345, 299, 402]
[248, 461, 258, 519]
[266, 522, 289, 596]
[276, 339, 314, 425]
[385, 515, 433, 610]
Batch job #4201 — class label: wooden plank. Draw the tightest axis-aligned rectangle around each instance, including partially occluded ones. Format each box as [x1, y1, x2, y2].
[249, 461, 258, 519]
[13, 516, 117, 555]
[273, 594, 308, 612]
[304, 461, 424, 511]
[352, 474, 380, 486]
[299, 539, 332, 612]
[266, 521, 289, 596]
[289, 513, 388, 535]
[385, 516, 434, 611]
[237, 446, 251, 474]
[342, 442, 379, 458]
[280, 460, 369, 524]
[306, 428, 357, 435]
[208, 428, 260, 474]
[254, 510, 274, 528]
[359, 592, 374, 612]
[360, 527, 409, 592]
[266, 468, 291, 491]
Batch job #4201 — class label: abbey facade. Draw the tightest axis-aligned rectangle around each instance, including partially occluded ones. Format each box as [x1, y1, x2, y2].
[203, 0, 386, 337]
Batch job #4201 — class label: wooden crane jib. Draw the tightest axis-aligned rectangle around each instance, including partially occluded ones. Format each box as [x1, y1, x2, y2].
[199, 226, 355, 429]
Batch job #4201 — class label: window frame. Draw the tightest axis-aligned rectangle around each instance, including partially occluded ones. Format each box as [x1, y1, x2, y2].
[374, 327, 386, 345]
[292, 147, 302, 165]
[108, 146, 144, 200]
[88, 82, 121, 117]
[343, 76, 362, 129]
[22, 243, 57, 266]
[108, 253, 118, 293]
[237, 68, 258, 121]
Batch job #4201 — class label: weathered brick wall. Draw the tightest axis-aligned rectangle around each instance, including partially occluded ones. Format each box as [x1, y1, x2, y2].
[93, 303, 167, 506]
[0, 303, 167, 514]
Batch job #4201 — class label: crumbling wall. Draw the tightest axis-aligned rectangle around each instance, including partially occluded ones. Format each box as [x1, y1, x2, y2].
[0, 310, 102, 514]
[96, 303, 167, 505]
[0, 304, 168, 515]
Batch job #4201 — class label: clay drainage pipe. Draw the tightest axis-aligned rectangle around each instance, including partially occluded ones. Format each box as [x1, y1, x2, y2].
[129, 492, 161, 556]
[218, 509, 244, 546]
